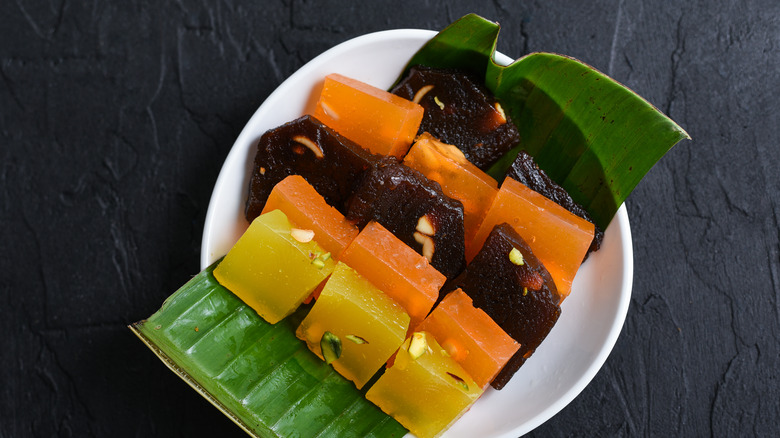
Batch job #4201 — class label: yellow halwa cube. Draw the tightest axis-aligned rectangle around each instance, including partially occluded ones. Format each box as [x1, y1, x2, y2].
[365, 332, 483, 438]
[296, 262, 409, 388]
[213, 209, 335, 324]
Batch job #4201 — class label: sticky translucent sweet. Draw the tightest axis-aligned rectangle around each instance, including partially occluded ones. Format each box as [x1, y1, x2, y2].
[415, 289, 519, 389]
[313, 73, 424, 158]
[339, 221, 445, 330]
[451, 223, 560, 389]
[245, 115, 378, 221]
[262, 175, 359, 259]
[468, 177, 595, 298]
[296, 262, 410, 389]
[391, 65, 521, 169]
[365, 332, 483, 438]
[403, 133, 498, 252]
[213, 209, 335, 324]
[346, 157, 466, 280]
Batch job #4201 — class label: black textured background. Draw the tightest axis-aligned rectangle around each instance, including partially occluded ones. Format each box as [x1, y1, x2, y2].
[2, 1, 778, 437]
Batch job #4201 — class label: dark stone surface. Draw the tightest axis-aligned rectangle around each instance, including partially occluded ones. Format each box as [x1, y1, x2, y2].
[1, 1, 777, 437]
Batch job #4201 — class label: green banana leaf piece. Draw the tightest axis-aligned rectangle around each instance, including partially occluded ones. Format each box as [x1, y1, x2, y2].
[400, 14, 690, 229]
[398, 14, 499, 82]
[130, 262, 406, 438]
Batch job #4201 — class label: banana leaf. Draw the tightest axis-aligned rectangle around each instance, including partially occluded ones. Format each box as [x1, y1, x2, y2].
[400, 14, 690, 229]
[129, 262, 406, 438]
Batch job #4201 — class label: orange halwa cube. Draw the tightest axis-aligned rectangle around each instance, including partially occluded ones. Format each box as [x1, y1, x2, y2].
[262, 175, 359, 259]
[213, 209, 335, 324]
[296, 262, 410, 389]
[313, 73, 424, 158]
[416, 289, 519, 389]
[403, 133, 498, 252]
[340, 221, 445, 329]
[365, 332, 482, 438]
[468, 177, 594, 298]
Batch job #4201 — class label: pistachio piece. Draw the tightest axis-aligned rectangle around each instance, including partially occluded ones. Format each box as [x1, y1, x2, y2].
[412, 84, 434, 104]
[292, 135, 324, 159]
[320, 252, 331, 261]
[441, 339, 462, 360]
[320, 331, 342, 364]
[508, 247, 525, 266]
[290, 228, 315, 243]
[345, 334, 368, 345]
[312, 259, 326, 269]
[408, 332, 428, 360]
[434, 96, 445, 110]
[446, 372, 469, 391]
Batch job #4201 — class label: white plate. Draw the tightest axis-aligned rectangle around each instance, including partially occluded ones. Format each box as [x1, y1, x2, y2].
[201, 29, 633, 438]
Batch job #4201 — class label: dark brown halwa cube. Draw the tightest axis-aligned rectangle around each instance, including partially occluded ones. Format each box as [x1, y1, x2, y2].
[346, 157, 466, 280]
[245, 115, 379, 222]
[391, 65, 520, 169]
[446, 223, 560, 390]
[506, 150, 603, 254]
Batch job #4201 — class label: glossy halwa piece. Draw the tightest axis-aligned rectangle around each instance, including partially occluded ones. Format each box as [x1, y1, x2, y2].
[213, 209, 335, 324]
[296, 262, 410, 389]
[365, 332, 483, 438]
[403, 133, 498, 252]
[415, 288, 519, 389]
[262, 175, 359, 259]
[346, 157, 466, 280]
[245, 115, 379, 221]
[340, 221, 445, 330]
[313, 73, 424, 158]
[451, 223, 560, 390]
[468, 177, 594, 298]
[391, 65, 520, 169]
[506, 150, 603, 254]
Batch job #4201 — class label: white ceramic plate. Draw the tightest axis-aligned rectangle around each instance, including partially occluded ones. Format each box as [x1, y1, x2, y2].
[201, 29, 633, 438]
